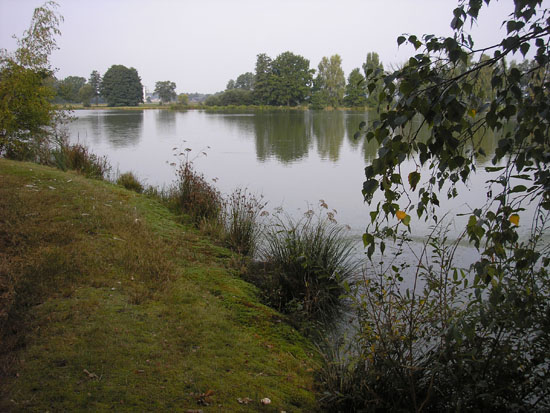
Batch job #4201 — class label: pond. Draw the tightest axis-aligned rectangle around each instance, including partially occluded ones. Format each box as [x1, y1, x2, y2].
[66, 109, 523, 276]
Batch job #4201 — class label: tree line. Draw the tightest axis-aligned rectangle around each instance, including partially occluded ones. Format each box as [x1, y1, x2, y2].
[50, 65, 183, 107]
[204, 51, 382, 108]
[41, 50, 530, 110]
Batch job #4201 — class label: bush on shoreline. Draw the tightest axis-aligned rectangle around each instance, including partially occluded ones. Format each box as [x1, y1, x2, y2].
[257, 208, 358, 322]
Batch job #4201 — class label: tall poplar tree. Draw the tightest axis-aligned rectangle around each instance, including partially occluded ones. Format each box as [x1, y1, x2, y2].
[89, 70, 101, 106]
[343, 68, 367, 107]
[253, 53, 273, 105]
[363, 52, 384, 107]
[317, 54, 346, 107]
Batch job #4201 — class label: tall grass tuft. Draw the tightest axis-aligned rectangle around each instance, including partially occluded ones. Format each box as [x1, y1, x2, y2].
[223, 188, 267, 256]
[116, 171, 144, 193]
[173, 160, 222, 225]
[50, 139, 110, 179]
[259, 210, 358, 320]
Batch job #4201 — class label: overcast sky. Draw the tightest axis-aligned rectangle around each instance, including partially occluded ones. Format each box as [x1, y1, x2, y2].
[0, 0, 542, 94]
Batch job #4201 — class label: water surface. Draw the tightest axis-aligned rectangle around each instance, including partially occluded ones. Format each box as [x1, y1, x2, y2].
[67, 109, 526, 274]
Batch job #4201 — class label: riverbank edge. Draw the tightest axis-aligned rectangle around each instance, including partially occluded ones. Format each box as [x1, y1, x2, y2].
[56, 103, 371, 112]
[0, 158, 320, 412]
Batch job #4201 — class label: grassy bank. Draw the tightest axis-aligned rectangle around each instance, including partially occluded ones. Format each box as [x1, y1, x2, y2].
[0, 159, 319, 412]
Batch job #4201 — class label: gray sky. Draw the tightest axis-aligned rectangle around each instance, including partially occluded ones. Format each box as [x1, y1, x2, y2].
[0, 0, 536, 94]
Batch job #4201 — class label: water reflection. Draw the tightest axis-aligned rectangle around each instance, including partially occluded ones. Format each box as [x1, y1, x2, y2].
[345, 112, 368, 150]
[101, 111, 144, 148]
[155, 110, 176, 135]
[312, 111, 345, 161]
[253, 112, 312, 164]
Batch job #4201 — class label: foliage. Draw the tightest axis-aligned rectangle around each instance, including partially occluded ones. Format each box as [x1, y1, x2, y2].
[177, 93, 189, 105]
[340, 0, 550, 410]
[344, 68, 367, 107]
[0, 61, 56, 159]
[226, 79, 236, 90]
[222, 188, 267, 257]
[11, 0, 63, 71]
[88, 70, 101, 105]
[204, 88, 253, 106]
[252, 52, 314, 106]
[173, 158, 222, 225]
[226, 72, 254, 91]
[235, 72, 255, 90]
[78, 83, 94, 107]
[362, 51, 385, 107]
[270, 51, 314, 106]
[0, 1, 63, 161]
[259, 206, 358, 320]
[253, 53, 274, 105]
[116, 171, 144, 193]
[50, 138, 110, 179]
[154, 80, 177, 104]
[100, 64, 143, 107]
[55, 75, 86, 103]
[316, 55, 346, 107]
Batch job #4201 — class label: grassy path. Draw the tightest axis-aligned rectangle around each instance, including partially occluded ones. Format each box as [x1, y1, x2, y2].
[0, 159, 318, 412]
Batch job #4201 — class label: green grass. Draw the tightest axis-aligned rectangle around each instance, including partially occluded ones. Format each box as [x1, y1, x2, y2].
[0, 159, 319, 412]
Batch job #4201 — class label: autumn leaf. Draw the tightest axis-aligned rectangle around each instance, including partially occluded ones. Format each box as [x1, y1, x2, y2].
[396, 210, 411, 226]
[509, 214, 520, 226]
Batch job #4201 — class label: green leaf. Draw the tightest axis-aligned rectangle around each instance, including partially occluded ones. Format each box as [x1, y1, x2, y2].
[408, 171, 421, 191]
[363, 233, 374, 247]
[510, 185, 527, 193]
[397, 36, 406, 46]
[485, 166, 505, 172]
[520, 42, 530, 57]
[399, 81, 414, 95]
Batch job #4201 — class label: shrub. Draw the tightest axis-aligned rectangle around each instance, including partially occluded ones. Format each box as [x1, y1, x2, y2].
[116, 172, 143, 193]
[319, 220, 550, 412]
[222, 188, 267, 257]
[174, 160, 222, 225]
[259, 208, 358, 320]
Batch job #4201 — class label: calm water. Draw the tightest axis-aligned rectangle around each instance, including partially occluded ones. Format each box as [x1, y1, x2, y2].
[67, 109, 530, 271]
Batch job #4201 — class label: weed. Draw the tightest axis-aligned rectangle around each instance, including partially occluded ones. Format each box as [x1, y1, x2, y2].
[258, 206, 358, 321]
[173, 159, 222, 225]
[50, 138, 110, 179]
[116, 171, 144, 193]
[223, 188, 267, 257]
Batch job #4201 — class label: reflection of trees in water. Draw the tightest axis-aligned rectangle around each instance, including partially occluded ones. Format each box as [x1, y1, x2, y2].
[155, 110, 176, 134]
[71, 111, 104, 145]
[359, 111, 501, 164]
[312, 111, 345, 162]
[213, 114, 255, 135]
[102, 111, 144, 148]
[345, 112, 368, 150]
[253, 112, 312, 164]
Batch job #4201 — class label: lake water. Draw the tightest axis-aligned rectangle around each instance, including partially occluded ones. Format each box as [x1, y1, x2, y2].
[66, 109, 528, 274]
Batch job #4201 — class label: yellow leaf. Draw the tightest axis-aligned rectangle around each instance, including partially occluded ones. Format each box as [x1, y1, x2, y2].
[509, 214, 520, 226]
[396, 210, 407, 220]
[468, 108, 477, 118]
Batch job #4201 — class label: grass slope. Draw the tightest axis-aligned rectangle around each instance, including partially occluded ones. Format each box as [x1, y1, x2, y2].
[0, 159, 318, 412]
